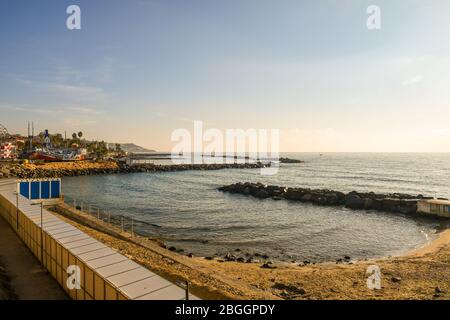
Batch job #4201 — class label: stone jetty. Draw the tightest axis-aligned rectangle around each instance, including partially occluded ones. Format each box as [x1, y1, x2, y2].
[279, 157, 303, 164]
[1, 162, 269, 179]
[218, 182, 443, 215]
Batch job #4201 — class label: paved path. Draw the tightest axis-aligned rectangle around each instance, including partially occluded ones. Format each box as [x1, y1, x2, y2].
[0, 215, 68, 299]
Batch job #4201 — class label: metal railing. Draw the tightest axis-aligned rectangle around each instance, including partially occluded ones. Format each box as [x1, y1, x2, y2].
[1, 189, 193, 300]
[61, 195, 192, 299]
[62, 195, 163, 239]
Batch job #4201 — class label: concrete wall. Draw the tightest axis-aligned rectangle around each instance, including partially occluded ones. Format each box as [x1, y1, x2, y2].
[0, 185, 193, 300]
[417, 201, 450, 218]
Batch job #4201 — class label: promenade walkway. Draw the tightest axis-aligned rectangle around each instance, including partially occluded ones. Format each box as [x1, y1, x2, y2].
[0, 215, 68, 299]
[0, 179, 197, 300]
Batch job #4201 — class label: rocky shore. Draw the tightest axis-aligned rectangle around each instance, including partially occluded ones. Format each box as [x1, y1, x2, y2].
[51, 202, 450, 300]
[0, 161, 269, 179]
[218, 182, 445, 215]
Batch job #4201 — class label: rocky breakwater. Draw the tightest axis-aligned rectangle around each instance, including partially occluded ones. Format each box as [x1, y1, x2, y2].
[119, 162, 268, 174]
[5, 161, 269, 179]
[2, 162, 119, 179]
[0, 165, 12, 179]
[218, 182, 441, 215]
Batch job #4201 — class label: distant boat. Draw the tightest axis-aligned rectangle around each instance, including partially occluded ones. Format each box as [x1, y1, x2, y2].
[29, 151, 60, 162]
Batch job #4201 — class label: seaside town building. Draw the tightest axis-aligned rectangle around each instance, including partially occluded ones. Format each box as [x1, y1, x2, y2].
[0, 142, 17, 159]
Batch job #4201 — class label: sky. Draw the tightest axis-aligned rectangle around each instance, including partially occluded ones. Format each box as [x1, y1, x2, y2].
[1, 0, 450, 152]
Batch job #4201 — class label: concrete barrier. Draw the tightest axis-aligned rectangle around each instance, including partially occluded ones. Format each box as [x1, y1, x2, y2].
[0, 180, 196, 300]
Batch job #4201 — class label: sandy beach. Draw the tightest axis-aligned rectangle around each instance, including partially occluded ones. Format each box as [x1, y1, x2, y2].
[49, 203, 450, 300]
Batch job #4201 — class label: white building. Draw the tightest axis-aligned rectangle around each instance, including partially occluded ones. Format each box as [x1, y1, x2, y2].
[417, 199, 450, 218]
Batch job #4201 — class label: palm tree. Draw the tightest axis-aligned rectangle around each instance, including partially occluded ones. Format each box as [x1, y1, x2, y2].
[78, 131, 83, 139]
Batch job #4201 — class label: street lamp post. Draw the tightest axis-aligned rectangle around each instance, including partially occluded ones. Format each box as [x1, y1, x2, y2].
[15, 191, 19, 231]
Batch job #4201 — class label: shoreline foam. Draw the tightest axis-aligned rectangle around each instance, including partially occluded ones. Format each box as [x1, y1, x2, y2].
[404, 228, 450, 257]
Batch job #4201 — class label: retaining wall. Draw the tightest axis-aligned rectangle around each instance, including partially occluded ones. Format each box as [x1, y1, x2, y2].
[0, 181, 194, 300]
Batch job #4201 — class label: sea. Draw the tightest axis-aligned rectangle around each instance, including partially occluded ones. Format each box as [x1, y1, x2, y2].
[62, 153, 450, 262]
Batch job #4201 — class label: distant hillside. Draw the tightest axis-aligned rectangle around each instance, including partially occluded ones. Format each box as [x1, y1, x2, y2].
[108, 143, 156, 153]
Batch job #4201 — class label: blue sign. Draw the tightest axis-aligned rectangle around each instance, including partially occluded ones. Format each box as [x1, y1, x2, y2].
[18, 179, 61, 200]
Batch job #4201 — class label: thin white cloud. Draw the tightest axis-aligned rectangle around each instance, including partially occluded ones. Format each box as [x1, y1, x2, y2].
[64, 118, 97, 126]
[1, 104, 103, 115]
[402, 75, 423, 87]
[15, 76, 108, 101]
[136, 0, 160, 7]
[0, 104, 64, 114]
[431, 128, 450, 135]
[53, 60, 114, 85]
[46, 83, 104, 95]
[67, 106, 105, 115]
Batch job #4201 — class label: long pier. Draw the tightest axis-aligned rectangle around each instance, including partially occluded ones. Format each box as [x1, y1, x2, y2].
[0, 179, 198, 300]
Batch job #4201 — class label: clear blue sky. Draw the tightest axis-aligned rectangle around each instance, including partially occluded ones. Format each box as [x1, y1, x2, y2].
[1, 0, 450, 151]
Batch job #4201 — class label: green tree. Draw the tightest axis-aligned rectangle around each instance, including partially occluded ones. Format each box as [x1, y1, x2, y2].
[78, 131, 83, 139]
[15, 140, 25, 152]
[52, 133, 63, 147]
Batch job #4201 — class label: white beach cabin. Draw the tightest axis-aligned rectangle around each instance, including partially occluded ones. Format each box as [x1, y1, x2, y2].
[417, 199, 450, 218]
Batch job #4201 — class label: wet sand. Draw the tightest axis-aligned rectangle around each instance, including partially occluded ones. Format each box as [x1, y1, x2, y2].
[405, 228, 450, 257]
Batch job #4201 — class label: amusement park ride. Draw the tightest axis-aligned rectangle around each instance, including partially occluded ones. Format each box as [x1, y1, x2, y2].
[0, 123, 15, 160]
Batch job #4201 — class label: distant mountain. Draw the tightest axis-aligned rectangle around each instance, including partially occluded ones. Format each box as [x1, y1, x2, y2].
[109, 143, 156, 153]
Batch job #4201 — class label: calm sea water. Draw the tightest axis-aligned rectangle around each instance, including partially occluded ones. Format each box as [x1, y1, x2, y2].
[62, 153, 450, 262]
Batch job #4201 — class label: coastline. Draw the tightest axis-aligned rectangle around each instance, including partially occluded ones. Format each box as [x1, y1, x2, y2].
[404, 228, 450, 258]
[0, 160, 269, 179]
[48, 203, 450, 300]
[3, 160, 449, 299]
